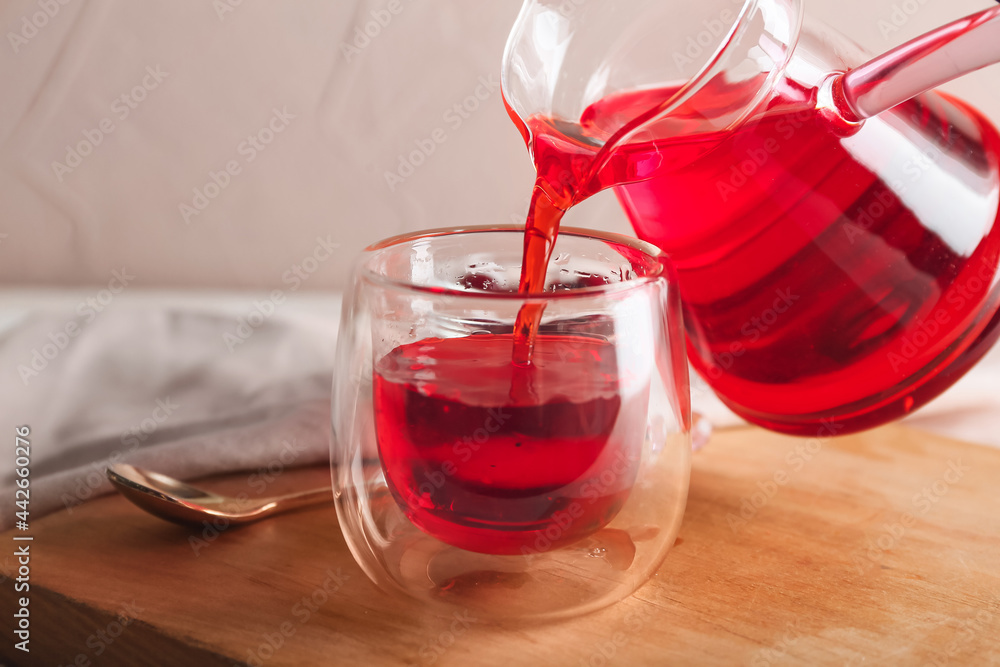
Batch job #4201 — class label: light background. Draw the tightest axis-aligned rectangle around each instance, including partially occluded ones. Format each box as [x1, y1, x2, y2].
[1, 0, 998, 290]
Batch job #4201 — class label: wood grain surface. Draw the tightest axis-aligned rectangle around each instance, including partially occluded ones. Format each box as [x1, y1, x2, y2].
[2, 424, 999, 666]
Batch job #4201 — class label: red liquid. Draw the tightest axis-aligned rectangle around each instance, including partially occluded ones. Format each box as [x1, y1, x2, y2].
[509, 82, 1000, 434]
[374, 333, 646, 555]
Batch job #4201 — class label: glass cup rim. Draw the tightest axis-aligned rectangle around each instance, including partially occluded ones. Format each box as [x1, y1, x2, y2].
[361, 224, 669, 300]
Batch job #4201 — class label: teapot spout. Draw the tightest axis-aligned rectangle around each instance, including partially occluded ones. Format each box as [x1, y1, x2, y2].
[501, 0, 802, 175]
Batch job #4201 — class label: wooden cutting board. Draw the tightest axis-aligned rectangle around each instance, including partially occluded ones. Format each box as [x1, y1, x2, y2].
[2, 424, 999, 666]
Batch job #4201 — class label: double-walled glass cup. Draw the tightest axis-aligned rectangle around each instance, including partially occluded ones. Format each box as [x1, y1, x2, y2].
[331, 226, 691, 621]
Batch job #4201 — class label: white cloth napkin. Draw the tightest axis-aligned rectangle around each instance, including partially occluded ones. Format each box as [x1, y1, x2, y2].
[0, 305, 339, 529]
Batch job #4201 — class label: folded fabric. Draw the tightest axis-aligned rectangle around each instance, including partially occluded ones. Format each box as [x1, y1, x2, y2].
[0, 306, 339, 529]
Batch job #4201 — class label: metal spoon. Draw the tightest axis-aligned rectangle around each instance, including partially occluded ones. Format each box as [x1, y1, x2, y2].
[106, 463, 331, 527]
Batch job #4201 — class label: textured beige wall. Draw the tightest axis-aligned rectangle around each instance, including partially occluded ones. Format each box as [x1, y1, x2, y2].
[1, 0, 997, 290]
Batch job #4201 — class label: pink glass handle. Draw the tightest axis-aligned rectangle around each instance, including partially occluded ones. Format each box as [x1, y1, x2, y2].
[838, 5, 1000, 122]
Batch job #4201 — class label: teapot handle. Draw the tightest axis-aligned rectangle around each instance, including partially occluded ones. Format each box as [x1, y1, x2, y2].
[836, 6, 1000, 122]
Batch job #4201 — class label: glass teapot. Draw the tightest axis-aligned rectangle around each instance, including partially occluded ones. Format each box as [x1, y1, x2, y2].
[502, 0, 1000, 435]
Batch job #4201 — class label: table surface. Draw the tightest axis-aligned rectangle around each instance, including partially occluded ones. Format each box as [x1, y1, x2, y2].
[3, 424, 999, 666]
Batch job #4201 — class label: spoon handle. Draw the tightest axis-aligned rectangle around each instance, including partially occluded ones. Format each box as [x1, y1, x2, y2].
[270, 487, 333, 513]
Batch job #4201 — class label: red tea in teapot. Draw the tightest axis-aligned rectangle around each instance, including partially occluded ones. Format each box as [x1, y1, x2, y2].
[509, 81, 1000, 434]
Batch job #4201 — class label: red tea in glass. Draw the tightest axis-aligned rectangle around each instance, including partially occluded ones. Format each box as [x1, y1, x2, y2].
[374, 332, 646, 555]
